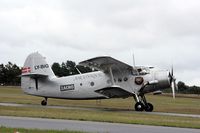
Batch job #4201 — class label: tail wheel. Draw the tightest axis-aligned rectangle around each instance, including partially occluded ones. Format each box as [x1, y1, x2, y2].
[135, 102, 144, 111]
[144, 103, 153, 112]
[41, 98, 47, 106]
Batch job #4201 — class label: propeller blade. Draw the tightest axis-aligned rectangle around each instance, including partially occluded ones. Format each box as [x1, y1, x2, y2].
[175, 83, 178, 91]
[171, 80, 176, 99]
[169, 66, 176, 99]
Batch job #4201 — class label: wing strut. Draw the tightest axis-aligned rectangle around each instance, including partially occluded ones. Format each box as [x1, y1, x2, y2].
[34, 78, 38, 90]
[109, 66, 115, 85]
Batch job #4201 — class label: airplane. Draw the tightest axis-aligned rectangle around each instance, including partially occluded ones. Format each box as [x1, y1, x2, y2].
[21, 52, 177, 112]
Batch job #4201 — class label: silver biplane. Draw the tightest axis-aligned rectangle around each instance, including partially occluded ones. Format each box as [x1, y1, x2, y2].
[21, 52, 177, 112]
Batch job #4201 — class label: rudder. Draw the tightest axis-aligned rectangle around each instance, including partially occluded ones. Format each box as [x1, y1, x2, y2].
[22, 52, 55, 77]
[21, 52, 55, 94]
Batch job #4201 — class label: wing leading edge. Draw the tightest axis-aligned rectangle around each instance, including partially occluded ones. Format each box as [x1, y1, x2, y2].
[79, 56, 137, 74]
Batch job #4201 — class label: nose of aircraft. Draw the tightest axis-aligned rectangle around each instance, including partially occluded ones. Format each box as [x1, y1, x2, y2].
[153, 69, 170, 88]
[151, 67, 177, 99]
[139, 67, 178, 97]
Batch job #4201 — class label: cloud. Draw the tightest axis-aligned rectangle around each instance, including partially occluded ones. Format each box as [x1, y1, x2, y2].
[0, 0, 200, 85]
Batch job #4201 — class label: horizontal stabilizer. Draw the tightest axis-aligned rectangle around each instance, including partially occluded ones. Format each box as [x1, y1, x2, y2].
[20, 73, 48, 78]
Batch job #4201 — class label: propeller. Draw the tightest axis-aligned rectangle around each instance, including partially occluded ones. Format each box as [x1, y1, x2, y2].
[169, 66, 177, 99]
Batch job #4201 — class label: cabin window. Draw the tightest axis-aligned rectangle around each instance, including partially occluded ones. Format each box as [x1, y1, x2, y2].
[90, 82, 94, 86]
[118, 78, 122, 82]
[107, 80, 111, 84]
[124, 77, 128, 81]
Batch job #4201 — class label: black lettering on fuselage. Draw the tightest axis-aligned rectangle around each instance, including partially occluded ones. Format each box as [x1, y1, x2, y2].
[74, 73, 103, 81]
[60, 84, 75, 91]
[34, 64, 49, 70]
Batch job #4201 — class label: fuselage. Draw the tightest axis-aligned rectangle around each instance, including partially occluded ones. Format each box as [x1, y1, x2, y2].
[21, 52, 175, 112]
[22, 68, 171, 99]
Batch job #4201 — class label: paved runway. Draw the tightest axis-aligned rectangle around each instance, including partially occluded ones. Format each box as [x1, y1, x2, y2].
[0, 102, 200, 118]
[0, 116, 199, 133]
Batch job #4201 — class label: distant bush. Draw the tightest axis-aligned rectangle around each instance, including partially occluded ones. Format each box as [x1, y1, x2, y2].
[0, 62, 21, 86]
[163, 81, 200, 95]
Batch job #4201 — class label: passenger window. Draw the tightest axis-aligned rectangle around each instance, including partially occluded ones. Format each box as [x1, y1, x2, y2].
[124, 77, 128, 81]
[118, 78, 122, 82]
[90, 82, 94, 86]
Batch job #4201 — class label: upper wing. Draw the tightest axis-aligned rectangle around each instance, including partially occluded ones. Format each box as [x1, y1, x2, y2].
[79, 56, 137, 74]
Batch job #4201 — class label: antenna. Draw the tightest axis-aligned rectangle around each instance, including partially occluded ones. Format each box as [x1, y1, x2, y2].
[132, 52, 139, 75]
[132, 53, 136, 67]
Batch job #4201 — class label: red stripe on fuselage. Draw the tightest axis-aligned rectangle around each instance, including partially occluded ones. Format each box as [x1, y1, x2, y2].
[21, 67, 31, 73]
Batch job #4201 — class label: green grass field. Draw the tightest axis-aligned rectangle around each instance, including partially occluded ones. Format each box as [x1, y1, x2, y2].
[0, 86, 200, 129]
[0, 126, 87, 133]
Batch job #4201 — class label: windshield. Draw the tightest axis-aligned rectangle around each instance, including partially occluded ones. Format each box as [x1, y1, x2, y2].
[132, 66, 152, 75]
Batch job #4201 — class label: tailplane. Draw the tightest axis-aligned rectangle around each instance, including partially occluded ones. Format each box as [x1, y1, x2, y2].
[21, 52, 55, 93]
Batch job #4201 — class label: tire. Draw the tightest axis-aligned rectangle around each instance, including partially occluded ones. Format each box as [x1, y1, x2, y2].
[144, 103, 153, 112]
[41, 100, 47, 106]
[135, 102, 144, 111]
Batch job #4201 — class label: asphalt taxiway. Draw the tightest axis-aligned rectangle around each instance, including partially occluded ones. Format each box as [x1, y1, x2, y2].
[0, 116, 200, 133]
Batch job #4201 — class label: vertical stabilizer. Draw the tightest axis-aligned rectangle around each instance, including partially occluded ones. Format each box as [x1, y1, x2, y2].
[22, 52, 55, 77]
[21, 52, 55, 93]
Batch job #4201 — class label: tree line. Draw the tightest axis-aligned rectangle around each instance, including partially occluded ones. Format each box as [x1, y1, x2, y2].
[177, 81, 200, 94]
[0, 61, 92, 86]
[0, 61, 199, 94]
[51, 61, 93, 77]
[0, 62, 21, 86]
[163, 82, 200, 95]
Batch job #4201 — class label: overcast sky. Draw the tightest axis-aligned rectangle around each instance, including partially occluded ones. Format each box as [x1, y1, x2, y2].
[0, 0, 200, 86]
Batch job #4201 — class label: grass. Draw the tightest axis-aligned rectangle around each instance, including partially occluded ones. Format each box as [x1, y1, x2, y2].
[0, 126, 87, 133]
[0, 86, 199, 114]
[0, 105, 200, 129]
[0, 86, 200, 129]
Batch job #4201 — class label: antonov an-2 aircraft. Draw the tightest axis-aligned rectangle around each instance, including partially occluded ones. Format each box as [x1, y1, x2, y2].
[21, 52, 177, 112]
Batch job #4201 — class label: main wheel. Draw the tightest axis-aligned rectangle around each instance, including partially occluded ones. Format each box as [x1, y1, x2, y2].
[41, 99, 47, 106]
[144, 103, 153, 112]
[135, 102, 144, 111]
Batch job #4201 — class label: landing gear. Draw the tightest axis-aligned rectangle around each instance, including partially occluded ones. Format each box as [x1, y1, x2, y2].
[133, 93, 154, 112]
[144, 103, 153, 112]
[41, 97, 48, 106]
[135, 102, 144, 111]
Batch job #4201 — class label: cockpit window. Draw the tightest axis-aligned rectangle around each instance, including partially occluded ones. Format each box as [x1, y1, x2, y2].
[137, 68, 142, 73]
[132, 67, 150, 75]
[149, 67, 154, 69]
